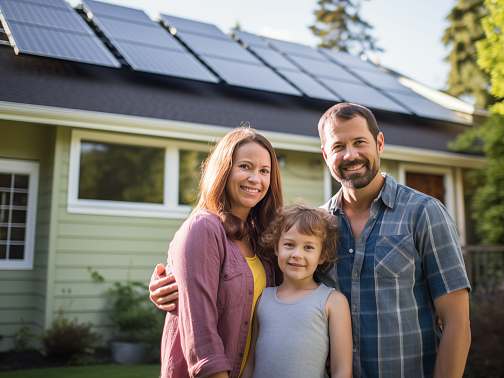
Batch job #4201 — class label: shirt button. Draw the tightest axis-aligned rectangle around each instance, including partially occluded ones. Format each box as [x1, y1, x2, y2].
[244, 320, 249, 325]
[249, 289, 253, 295]
[348, 248, 354, 254]
[352, 272, 358, 280]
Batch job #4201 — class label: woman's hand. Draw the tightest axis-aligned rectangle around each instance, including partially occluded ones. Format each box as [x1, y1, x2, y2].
[149, 263, 179, 312]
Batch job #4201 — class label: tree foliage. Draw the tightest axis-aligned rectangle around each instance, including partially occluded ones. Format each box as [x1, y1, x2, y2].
[309, 0, 382, 57]
[450, 0, 504, 244]
[442, 0, 493, 108]
[476, 0, 504, 114]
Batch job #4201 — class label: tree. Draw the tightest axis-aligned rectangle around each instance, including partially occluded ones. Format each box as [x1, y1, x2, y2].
[450, 0, 504, 244]
[476, 0, 504, 114]
[442, 0, 493, 108]
[309, 0, 382, 57]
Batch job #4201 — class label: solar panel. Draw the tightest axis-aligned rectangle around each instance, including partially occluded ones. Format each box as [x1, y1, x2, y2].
[351, 68, 412, 93]
[204, 57, 301, 95]
[278, 69, 339, 101]
[266, 37, 326, 61]
[386, 91, 464, 122]
[81, 0, 152, 24]
[81, 0, 217, 82]
[0, 0, 119, 67]
[323, 79, 410, 113]
[249, 46, 299, 71]
[175, 32, 261, 64]
[160, 14, 227, 40]
[320, 49, 379, 72]
[287, 55, 362, 84]
[233, 30, 270, 48]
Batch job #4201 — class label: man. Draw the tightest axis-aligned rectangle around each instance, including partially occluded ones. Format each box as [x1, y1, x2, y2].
[150, 103, 471, 378]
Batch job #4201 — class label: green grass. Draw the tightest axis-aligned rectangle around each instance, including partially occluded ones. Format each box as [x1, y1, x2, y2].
[0, 364, 160, 378]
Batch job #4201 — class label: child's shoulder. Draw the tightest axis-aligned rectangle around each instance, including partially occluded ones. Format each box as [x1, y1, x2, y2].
[325, 288, 350, 311]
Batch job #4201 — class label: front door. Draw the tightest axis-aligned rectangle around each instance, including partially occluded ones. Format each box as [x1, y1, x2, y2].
[406, 172, 445, 204]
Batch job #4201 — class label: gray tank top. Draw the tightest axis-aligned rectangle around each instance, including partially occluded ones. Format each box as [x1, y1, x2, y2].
[252, 283, 334, 378]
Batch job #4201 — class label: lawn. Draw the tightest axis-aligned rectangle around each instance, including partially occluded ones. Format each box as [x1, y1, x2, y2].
[0, 364, 160, 378]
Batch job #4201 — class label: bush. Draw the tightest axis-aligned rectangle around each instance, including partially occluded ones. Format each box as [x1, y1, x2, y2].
[107, 281, 163, 344]
[13, 325, 36, 352]
[42, 314, 100, 363]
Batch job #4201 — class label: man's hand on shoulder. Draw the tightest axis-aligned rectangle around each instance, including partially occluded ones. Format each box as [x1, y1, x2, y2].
[149, 263, 179, 312]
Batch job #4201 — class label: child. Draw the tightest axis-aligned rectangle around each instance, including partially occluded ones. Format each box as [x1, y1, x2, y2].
[244, 204, 352, 378]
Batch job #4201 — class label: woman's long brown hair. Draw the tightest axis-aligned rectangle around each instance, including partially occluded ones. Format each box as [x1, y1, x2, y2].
[193, 127, 283, 256]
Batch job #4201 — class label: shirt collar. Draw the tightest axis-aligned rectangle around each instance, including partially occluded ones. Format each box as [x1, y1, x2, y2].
[329, 172, 397, 214]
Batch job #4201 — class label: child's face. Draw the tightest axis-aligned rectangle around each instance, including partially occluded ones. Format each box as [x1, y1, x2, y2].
[276, 223, 324, 282]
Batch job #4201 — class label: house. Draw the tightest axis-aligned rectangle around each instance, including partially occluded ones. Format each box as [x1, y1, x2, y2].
[0, 0, 484, 351]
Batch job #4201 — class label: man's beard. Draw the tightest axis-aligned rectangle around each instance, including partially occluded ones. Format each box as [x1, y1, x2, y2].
[336, 158, 379, 189]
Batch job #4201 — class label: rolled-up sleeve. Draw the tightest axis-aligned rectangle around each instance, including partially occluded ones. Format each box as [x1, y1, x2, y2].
[415, 198, 471, 300]
[169, 215, 232, 377]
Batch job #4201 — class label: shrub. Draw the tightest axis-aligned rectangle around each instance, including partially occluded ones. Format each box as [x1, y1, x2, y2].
[13, 325, 36, 352]
[42, 314, 100, 363]
[107, 281, 163, 343]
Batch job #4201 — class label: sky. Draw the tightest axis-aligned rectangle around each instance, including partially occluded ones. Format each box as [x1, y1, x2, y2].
[68, 0, 456, 90]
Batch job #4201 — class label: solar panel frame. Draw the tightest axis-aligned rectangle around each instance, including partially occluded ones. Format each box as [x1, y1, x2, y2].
[203, 56, 302, 95]
[278, 69, 340, 101]
[2, 0, 69, 10]
[176, 32, 262, 65]
[160, 14, 228, 40]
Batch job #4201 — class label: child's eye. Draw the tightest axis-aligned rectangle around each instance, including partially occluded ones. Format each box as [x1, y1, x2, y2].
[283, 242, 294, 248]
[304, 245, 315, 251]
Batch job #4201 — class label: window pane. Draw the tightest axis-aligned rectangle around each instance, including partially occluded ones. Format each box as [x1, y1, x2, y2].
[179, 150, 208, 206]
[0, 244, 6, 259]
[79, 141, 164, 203]
[0, 174, 12, 188]
[0, 191, 11, 206]
[0, 208, 8, 223]
[13, 193, 28, 207]
[9, 245, 24, 260]
[0, 227, 7, 240]
[11, 210, 26, 224]
[10, 227, 25, 241]
[14, 175, 29, 189]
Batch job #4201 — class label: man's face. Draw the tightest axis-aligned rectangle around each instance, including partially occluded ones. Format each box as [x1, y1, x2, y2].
[321, 115, 384, 189]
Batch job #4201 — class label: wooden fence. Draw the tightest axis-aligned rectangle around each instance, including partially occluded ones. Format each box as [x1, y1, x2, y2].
[463, 245, 504, 293]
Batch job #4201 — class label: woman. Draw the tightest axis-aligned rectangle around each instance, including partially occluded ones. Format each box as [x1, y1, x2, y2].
[159, 127, 283, 378]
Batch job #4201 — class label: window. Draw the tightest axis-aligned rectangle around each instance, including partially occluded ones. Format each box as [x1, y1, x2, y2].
[68, 131, 208, 218]
[179, 150, 208, 206]
[0, 159, 39, 270]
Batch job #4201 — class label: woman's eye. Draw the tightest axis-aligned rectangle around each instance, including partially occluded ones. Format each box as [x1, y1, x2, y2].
[260, 168, 270, 175]
[238, 163, 249, 169]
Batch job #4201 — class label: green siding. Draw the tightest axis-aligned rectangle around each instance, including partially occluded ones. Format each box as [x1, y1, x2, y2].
[48, 128, 183, 338]
[0, 122, 54, 351]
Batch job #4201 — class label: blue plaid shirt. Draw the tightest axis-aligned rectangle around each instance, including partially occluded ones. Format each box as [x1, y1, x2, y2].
[318, 174, 470, 378]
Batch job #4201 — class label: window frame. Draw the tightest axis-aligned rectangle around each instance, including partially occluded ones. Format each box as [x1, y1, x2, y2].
[0, 158, 39, 270]
[68, 130, 209, 219]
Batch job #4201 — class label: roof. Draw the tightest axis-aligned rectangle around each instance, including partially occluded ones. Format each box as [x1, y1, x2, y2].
[0, 0, 477, 154]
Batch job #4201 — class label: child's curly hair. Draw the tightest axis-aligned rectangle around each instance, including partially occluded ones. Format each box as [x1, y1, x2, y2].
[261, 204, 339, 269]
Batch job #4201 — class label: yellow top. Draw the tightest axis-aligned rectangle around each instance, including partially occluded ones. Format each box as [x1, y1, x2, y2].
[239, 254, 267, 376]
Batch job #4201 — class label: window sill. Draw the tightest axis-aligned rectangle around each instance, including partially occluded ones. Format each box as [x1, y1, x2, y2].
[67, 200, 192, 219]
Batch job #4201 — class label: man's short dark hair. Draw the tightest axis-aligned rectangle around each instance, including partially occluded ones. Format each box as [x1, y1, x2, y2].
[318, 102, 381, 142]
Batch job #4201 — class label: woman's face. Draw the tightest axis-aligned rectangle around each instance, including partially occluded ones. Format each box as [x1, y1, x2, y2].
[226, 142, 271, 220]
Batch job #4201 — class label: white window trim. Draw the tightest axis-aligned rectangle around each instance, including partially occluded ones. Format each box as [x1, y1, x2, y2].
[0, 158, 39, 270]
[68, 130, 209, 219]
[398, 163, 456, 219]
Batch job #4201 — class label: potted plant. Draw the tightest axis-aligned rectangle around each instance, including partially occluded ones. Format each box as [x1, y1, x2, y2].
[107, 281, 161, 364]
